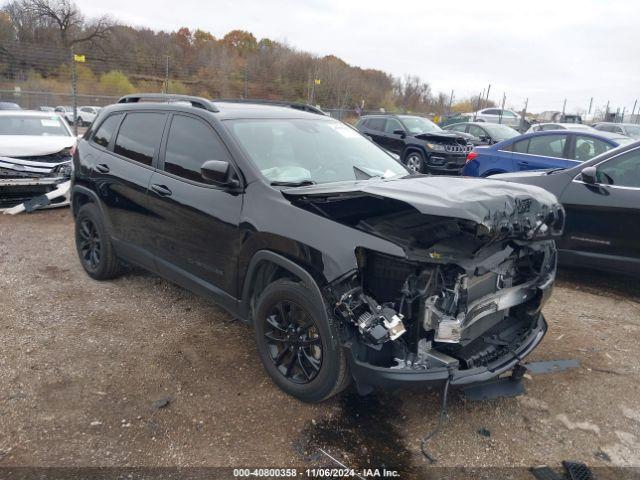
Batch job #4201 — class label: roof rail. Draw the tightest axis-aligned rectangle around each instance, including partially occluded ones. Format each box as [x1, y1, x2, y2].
[117, 93, 219, 113]
[212, 98, 328, 116]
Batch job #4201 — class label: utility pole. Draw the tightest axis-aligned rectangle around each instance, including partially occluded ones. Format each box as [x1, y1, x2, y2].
[243, 61, 248, 99]
[621, 107, 626, 123]
[605, 100, 610, 121]
[447, 89, 454, 116]
[485, 84, 491, 107]
[561, 98, 567, 120]
[631, 99, 638, 124]
[163, 56, 170, 94]
[498, 92, 506, 124]
[587, 97, 593, 119]
[520, 98, 528, 131]
[71, 48, 78, 136]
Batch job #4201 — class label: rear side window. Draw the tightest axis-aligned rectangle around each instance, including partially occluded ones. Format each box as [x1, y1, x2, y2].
[163, 115, 229, 184]
[92, 114, 122, 148]
[114, 113, 166, 166]
[512, 139, 529, 153]
[368, 118, 385, 131]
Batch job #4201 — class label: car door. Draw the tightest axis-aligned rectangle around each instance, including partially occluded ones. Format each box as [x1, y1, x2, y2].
[512, 133, 571, 171]
[362, 117, 387, 148]
[145, 113, 243, 300]
[382, 117, 406, 154]
[89, 111, 167, 269]
[559, 147, 640, 274]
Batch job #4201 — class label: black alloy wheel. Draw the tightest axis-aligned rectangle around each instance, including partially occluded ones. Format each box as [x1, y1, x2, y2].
[78, 218, 102, 270]
[263, 300, 322, 384]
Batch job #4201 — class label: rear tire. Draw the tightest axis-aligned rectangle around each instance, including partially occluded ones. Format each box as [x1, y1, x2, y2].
[75, 203, 122, 280]
[253, 279, 350, 402]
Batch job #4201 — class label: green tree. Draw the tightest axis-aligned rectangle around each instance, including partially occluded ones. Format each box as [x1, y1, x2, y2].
[98, 70, 134, 94]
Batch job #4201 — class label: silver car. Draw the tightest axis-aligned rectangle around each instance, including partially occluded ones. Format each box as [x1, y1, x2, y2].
[464, 108, 521, 127]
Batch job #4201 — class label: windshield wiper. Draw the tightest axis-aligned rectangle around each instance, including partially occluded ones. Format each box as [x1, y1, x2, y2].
[270, 180, 316, 187]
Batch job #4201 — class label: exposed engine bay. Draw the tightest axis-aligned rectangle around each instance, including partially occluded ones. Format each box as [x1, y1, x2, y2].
[283, 176, 564, 386]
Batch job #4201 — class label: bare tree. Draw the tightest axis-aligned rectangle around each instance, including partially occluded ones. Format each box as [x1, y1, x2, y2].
[13, 0, 112, 48]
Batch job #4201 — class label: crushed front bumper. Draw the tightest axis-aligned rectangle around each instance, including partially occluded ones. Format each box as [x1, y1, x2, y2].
[348, 313, 547, 394]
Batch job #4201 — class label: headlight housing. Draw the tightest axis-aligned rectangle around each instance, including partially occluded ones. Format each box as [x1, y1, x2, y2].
[425, 142, 446, 152]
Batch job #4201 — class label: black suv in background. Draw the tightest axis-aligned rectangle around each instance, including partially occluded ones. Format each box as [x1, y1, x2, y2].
[355, 114, 472, 174]
[72, 94, 563, 403]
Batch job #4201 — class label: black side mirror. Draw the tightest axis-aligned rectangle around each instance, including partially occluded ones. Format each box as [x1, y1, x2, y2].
[201, 160, 239, 187]
[581, 166, 597, 184]
[393, 129, 406, 138]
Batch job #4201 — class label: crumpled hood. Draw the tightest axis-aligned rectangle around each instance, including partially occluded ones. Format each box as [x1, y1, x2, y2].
[414, 132, 466, 142]
[0, 136, 75, 157]
[282, 176, 563, 234]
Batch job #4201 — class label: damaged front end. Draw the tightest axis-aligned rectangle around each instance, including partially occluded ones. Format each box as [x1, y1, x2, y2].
[285, 176, 564, 394]
[1, 151, 73, 214]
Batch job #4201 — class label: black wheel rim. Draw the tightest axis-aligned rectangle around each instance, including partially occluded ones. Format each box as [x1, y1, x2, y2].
[263, 301, 323, 384]
[78, 218, 101, 270]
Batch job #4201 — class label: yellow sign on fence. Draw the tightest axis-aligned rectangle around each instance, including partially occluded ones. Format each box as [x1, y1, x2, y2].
[73, 54, 86, 63]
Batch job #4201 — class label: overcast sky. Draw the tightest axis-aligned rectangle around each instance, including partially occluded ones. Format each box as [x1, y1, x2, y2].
[79, 0, 639, 115]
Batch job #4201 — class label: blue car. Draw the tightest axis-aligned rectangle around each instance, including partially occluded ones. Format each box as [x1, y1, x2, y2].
[462, 129, 634, 177]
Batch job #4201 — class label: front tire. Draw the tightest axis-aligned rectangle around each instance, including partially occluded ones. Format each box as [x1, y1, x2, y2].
[75, 203, 122, 280]
[253, 279, 350, 402]
[404, 151, 425, 173]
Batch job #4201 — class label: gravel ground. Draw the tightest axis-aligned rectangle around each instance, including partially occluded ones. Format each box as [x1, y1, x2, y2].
[1, 209, 640, 478]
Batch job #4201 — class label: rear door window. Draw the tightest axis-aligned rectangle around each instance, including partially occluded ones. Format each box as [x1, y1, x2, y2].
[527, 134, 567, 158]
[367, 118, 386, 131]
[92, 114, 122, 149]
[468, 125, 485, 138]
[384, 118, 403, 134]
[163, 115, 230, 184]
[113, 113, 166, 166]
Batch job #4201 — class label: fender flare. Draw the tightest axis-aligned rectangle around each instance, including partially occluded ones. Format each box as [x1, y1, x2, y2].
[239, 250, 326, 322]
[71, 185, 105, 217]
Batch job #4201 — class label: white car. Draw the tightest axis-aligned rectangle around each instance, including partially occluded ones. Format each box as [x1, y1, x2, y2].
[0, 110, 75, 214]
[54, 105, 99, 126]
[526, 123, 597, 133]
[465, 108, 522, 127]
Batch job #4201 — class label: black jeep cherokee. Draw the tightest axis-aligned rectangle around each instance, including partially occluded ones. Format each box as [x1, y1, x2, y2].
[355, 114, 472, 174]
[72, 94, 564, 402]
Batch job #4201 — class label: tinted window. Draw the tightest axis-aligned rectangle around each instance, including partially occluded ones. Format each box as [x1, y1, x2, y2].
[384, 118, 403, 134]
[368, 118, 385, 131]
[597, 149, 640, 188]
[501, 110, 517, 118]
[572, 135, 613, 162]
[483, 109, 500, 115]
[92, 114, 122, 148]
[527, 134, 566, 157]
[113, 113, 166, 166]
[541, 124, 562, 131]
[164, 115, 229, 183]
[596, 124, 614, 133]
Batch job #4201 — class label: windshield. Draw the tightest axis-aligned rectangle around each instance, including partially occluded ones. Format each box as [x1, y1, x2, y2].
[0, 115, 70, 136]
[227, 119, 408, 184]
[399, 116, 442, 135]
[483, 123, 520, 140]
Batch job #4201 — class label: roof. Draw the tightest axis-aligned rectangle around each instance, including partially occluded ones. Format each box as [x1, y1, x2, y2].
[534, 123, 594, 130]
[112, 93, 325, 121]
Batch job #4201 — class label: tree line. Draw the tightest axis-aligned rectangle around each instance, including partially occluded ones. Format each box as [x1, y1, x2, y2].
[0, 0, 495, 113]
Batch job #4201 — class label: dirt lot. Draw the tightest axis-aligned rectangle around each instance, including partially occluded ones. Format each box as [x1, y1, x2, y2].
[1, 209, 640, 478]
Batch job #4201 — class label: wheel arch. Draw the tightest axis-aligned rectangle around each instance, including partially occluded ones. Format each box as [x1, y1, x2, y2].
[239, 250, 326, 325]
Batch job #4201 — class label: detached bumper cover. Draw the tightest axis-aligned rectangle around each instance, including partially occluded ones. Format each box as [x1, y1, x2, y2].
[0, 155, 71, 213]
[348, 313, 547, 392]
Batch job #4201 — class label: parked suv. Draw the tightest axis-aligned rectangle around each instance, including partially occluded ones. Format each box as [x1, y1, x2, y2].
[355, 114, 472, 174]
[72, 94, 564, 402]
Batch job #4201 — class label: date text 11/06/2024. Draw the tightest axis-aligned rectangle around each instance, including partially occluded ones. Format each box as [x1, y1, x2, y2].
[233, 468, 401, 477]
